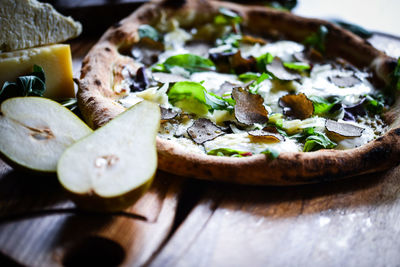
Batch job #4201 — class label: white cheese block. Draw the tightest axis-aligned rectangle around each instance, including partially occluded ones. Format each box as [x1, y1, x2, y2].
[0, 44, 75, 99]
[0, 0, 82, 52]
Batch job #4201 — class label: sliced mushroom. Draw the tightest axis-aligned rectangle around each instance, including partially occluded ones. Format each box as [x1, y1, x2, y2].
[328, 75, 361, 88]
[248, 126, 285, 142]
[230, 51, 257, 74]
[241, 35, 267, 45]
[266, 58, 302, 81]
[152, 72, 188, 84]
[279, 93, 314, 120]
[160, 107, 179, 120]
[232, 87, 269, 125]
[325, 119, 364, 137]
[130, 67, 149, 92]
[187, 118, 225, 144]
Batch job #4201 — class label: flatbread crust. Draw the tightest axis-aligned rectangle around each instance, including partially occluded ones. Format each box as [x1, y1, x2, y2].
[77, 0, 400, 185]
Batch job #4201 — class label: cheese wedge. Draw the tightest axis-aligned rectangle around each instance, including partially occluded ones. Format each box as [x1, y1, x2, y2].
[0, 0, 82, 52]
[0, 44, 75, 99]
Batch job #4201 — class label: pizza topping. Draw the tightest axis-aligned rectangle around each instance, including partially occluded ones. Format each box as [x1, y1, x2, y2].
[138, 24, 162, 42]
[207, 148, 252, 157]
[117, 14, 391, 156]
[328, 75, 361, 88]
[260, 148, 279, 160]
[167, 81, 234, 115]
[266, 58, 302, 81]
[283, 61, 311, 72]
[325, 119, 364, 138]
[291, 127, 336, 152]
[129, 67, 149, 92]
[232, 87, 269, 125]
[209, 51, 236, 73]
[231, 51, 257, 74]
[279, 93, 314, 120]
[309, 95, 343, 119]
[248, 126, 285, 142]
[303, 25, 328, 53]
[153, 54, 216, 75]
[187, 118, 225, 144]
[160, 107, 179, 120]
[152, 72, 187, 83]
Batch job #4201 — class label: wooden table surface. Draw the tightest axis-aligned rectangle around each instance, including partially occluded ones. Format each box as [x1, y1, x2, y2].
[1, 1, 400, 266]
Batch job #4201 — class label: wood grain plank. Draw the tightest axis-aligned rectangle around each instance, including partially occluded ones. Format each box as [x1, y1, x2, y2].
[0, 166, 185, 266]
[149, 167, 400, 267]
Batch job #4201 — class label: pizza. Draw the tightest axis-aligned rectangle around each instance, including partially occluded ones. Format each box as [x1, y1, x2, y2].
[76, 0, 400, 185]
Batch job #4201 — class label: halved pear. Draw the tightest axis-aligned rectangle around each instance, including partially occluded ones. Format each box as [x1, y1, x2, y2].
[57, 100, 160, 211]
[0, 97, 92, 173]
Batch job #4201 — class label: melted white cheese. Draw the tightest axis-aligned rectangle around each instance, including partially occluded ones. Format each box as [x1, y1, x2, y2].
[297, 64, 374, 103]
[204, 133, 301, 154]
[241, 41, 304, 61]
[190, 72, 240, 93]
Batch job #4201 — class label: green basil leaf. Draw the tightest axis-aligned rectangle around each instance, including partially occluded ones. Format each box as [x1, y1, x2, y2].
[0, 64, 46, 103]
[283, 62, 311, 71]
[138, 24, 161, 42]
[168, 81, 233, 115]
[238, 72, 260, 82]
[303, 25, 328, 53]
[364, 94, 385, 114]
[216, 33, 242, 49]
[303, 133, 336, 152]
[260, 148, 279, 160]
[256, 52, 274, 72]
[214, 7, 243, 25]
[157, 54, 216, 74]
[207, 147, 251, 157]
[204, 91, 234, 111]
[248, 72, 271, 94]
[309, 95, 341, 115]
[291, 127, 336, 152]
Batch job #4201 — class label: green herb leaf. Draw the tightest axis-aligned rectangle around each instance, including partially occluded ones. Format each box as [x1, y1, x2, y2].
[364, 94, 385, 114]
[156, 54, 216, 74]
[260, 148, 280, 160]
[214, 7, 243, 25]
[248, 73, 271, 94]
[309, 95, 341, 116]
[283, 62, 311, 71]
[238, 72, 260, 82]
[204, 91, 235, 111]
[216, 33, 242, 49]
[0, 65, 46, 103]
[291, 127, 336, 152]
[256, 52, 274, 72]
[207, 148, 252, 157]
[303, 25, 328, 53]
[168, 81, 233, 115]
[138, 24, 161, 42]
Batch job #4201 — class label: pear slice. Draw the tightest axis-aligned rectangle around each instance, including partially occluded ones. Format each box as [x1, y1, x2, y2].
[0, 97, 92, 173]
[57, 101, 160, 211]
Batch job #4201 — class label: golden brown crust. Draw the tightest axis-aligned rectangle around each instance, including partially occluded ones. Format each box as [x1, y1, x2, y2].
[77, 0, 400, 185]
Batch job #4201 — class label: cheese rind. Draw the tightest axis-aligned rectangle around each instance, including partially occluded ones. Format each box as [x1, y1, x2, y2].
[0, 0, 82, 52]
[0, 44, 75, 99]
